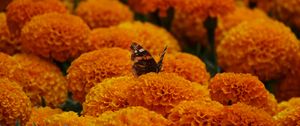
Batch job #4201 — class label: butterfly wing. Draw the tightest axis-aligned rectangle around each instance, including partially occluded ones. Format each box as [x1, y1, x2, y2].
[130, 42, 158, 76]
[156, 46, 168, 72]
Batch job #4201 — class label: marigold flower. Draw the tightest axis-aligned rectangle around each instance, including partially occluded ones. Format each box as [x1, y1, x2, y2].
[76, 0, 133, 29]
[0, 52, 30, 85]
[208, 73, 278, 115]
[0, 13, 18, 55]
[215, 6, 269, 46]
[161, 52, 210, 84]
[13, 53, 68, 107]
[174, 0, 235, 18]
[278, 97, 300, 112]
[67, 48, 132, 103]
[168, 100, 224, 125]
[87, 27, 136, 51]
[171, 11, 208, 45]
[171, 0, 235, 45]
[127, 72, 210, 116]
[6, 0, 67, 37]
[117, 21, 181, 55]
[0, 78, 32, 126]
[97, 106, 170, 126]
[43, 112, 96, 126]
[83, 76, 135, 117]
[20, 13, 91, 62]
[26, 107, 62, 126]
[217, 103, 275, 125]
[273, 0, 300, 30]
[274, 106, 300, 125]
[128, 0, 171, 17]
[217, 19, 300, 81]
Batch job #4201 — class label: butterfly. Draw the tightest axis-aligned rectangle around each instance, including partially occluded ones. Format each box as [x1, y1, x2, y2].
[130, 42, 168, 77]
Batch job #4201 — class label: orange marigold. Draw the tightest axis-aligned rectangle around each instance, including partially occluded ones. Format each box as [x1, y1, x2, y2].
[274, 106, 300, 125]
[173, 0, 235, 19]
[171, 11, 208, 46]
[26, 107, 62, 126]
[13, 53, 68, 107]
[127, 72, 210, 116]
[161, 52, 210, 84]
[87, 27, 137, 51]
[168, 100, 224, 125]
[67, 48, 132, 103]
[128, 0, 171, 17]
[20, 13, 91, 62]
[171, 0, 235, 46]
[215, 6, 269, 46]
[0, 78, 32, 126]
[0, 13, 18, 55]
[0, 52, 30, 85]
[6, 0, 67, 37]
[217, 19, 300, 81]
[117, 21, 181, 55]
[208, 73, 278, 115]
[273, 0, 300, 30]
[43, 112, 96, 126]
[217, 103, 275, 125]
[76, 0, 133, 29]
[83, 76, 135, 117]
[97, 106, 170, 126]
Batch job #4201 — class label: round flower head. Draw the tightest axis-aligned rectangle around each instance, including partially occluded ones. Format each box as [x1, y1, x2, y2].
[6, 0, 67, 37]
[13, 53, 67, 107]
[20, 13, 91, 62]
[208, 73, 278, 115]
[87, 27, 137, 51]
[76, 0, 133, 29]
[274, 106, 300, 125]
[43, 112, 96, 126]
[161, 52, 210, 84]
[278, 97, 300, 112]
[273, 0, 300, 30]
[216, 6, 269, 46]
[67, 48, 132, 103]
[127, 72, 210, 116]
[117, 21, 181, 55]
[168, 100, 224, 125]
[173, 0, 235, 19]
[83, 76, 136, 117]
[171, 0, 235, 46]
[171, 11, 208, 46]
[217, 19, 300, 81]
[26, 107, 62, 126]
[0, 78, 32, 126]
[0, 52, 30, 85]
[97, 106, 170, 126]
[0, 13, 17, 55]
[217, 103, 275, 125]
[128, 0, 171, 17]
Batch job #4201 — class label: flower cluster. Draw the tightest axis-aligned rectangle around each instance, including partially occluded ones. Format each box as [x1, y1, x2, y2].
[76, 0, 133, 28]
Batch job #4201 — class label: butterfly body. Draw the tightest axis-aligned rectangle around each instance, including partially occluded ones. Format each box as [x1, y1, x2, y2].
[130, 42, 167, 77]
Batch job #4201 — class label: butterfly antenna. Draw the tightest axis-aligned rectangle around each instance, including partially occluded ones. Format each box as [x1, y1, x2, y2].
[157, 46, 168, 72]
